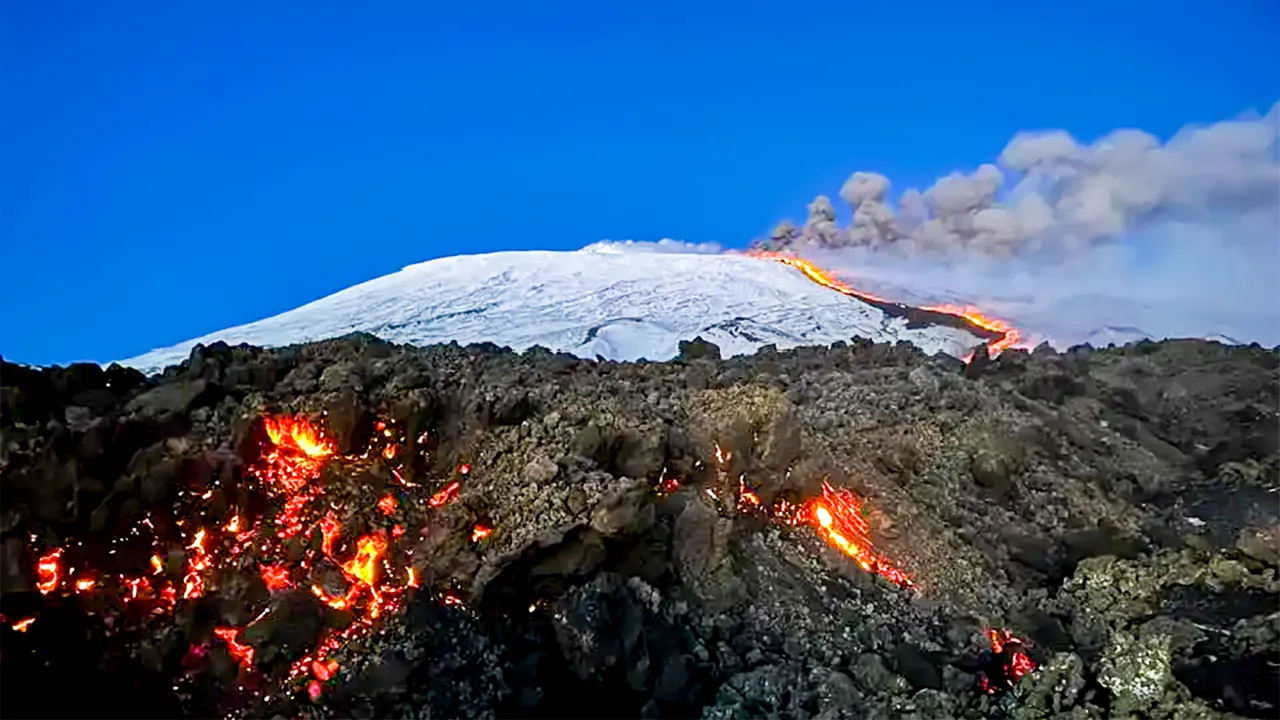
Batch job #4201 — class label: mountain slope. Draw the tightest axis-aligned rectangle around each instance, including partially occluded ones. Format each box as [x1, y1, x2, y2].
[117, 250, 984, 375]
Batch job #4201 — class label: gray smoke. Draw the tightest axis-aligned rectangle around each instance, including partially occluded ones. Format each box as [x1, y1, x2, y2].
[762, 102, 1280, 259]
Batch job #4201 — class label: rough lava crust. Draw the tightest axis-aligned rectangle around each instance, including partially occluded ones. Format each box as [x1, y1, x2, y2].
[2, 334, 1277, 719]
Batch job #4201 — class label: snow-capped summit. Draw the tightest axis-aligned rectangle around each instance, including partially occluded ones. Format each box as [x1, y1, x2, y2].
[116, 249, 985, 375]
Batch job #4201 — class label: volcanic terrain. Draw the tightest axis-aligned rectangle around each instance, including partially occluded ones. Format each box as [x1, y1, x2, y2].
[2, 331, 1277, 719]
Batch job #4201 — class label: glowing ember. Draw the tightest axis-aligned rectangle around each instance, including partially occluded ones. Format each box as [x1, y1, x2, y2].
[458, 464, 470, 475]
[377, 494, 398, 516]
[382, 444, 398, 461]
[259, 564, 293, 592]
[750, 250, 1027, 360]
[150, 554, 163, 575]
[312, 583, 362, 611]
[471, 524, 491, 542]
[655, 472, 681, 495]
[406, 567, 419, 587]
[36, 548, 62, 594]
[123, 577, 148, 599]
[74, 577, 95, 592]
[340, 533, 388, 587]
[980, 629, 1038, 693]
[429, 481, 461, 508]
[183, 527, 211, 599]
[714, 443, 731, 465]
[214, 626, 255, 670]
[311, 659, 338, 682]
[263, 415, 334, 459]
[318, 511, 342, 557]
[12, 616, 36, 632]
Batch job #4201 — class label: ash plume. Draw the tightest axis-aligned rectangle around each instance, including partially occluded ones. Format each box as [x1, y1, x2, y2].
[758, 103, 1280, 348]
[759, 102, 1280, 259]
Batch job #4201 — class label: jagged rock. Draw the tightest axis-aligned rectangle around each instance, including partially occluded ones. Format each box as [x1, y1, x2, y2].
[326, 389, 372, 455]
[126, 379, 218, 418]
[522, 454, 559, 485]
[1097, 629, 1174, 716]
[677, 337, 722, 362]
[1236, 525, 1280, 566]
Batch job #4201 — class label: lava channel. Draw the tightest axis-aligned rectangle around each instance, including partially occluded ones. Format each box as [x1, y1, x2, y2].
[748, 250, 1028, 360]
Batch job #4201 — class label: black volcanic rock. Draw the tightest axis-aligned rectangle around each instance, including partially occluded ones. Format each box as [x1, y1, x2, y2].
[0, 336, 1276, 719]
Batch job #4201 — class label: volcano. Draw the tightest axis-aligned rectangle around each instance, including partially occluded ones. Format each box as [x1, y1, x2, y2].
[115, 248, 995, 375]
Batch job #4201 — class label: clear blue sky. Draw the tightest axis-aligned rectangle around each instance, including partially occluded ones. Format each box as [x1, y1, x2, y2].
[2, 0, 1276, 366]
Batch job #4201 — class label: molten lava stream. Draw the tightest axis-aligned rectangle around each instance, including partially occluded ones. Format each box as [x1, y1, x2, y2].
[748, 250, 1028, 360]
[803, 482, 914, 589]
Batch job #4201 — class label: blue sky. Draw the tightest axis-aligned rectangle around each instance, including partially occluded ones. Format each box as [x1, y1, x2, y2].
[2, 0, 1276, 366]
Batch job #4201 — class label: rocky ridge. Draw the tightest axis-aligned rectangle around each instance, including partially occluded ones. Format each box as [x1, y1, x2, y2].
[2, 334, 1277, 719]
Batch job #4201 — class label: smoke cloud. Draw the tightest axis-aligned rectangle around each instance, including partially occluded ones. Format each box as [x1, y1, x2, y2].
[763, 102, 1280, 259]
[762, 103, 1280, 348]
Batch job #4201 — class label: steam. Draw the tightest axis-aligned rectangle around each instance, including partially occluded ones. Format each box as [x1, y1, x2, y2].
[764, 102, 1279, 259]
[759, 104, 1280, 348]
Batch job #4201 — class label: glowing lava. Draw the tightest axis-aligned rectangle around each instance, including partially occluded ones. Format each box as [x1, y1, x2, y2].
[803, 482, 914, 588]
[263, 415, 335, 459]
[36, 548, 62, 594]
[22, 412, 475, 708]
[214, 626, 256, 670]
[980, 629, 1038, 693]
[749, 250, 1026, 360]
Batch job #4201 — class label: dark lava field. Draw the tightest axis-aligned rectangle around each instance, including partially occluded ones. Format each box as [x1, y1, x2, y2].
[2, 334, 1277, 719]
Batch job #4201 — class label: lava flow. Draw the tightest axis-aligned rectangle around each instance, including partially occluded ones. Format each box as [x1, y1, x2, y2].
[804, 481, 914, 588]
[709, 444, 914, 590]
[17, 412, 475, 709]
[748, 250, 1026, 359]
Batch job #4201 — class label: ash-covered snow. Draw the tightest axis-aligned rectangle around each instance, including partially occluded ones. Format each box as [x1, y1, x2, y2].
[116, 250, 983, 375]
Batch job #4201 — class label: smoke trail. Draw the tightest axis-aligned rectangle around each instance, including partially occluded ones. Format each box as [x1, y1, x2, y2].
[762, 102, 1279, 259]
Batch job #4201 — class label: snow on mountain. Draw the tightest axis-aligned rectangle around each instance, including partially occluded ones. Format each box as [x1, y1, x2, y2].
[116, 250, 985, 375]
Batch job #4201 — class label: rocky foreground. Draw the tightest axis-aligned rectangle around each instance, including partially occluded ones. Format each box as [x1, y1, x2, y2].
[1, 335, 1277, 719]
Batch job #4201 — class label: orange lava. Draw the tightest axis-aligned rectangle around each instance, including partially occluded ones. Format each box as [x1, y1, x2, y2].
[377, 494, 398, 516]
[981, 629, 1038, 693]
[341, 533, 389, 588]
[470, 524, 492, 542]
[804, 482, 914, 588]
[214, 626, 255, 670]
[263, 415, 335, 459]
[655, 472, 681, 496]
[23, 413, 478, 706]
[750, 250, 1026, 360]
[36, 549, 62, 594]
[429, 481, 461, 508]
[259, 564, 293, 592]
